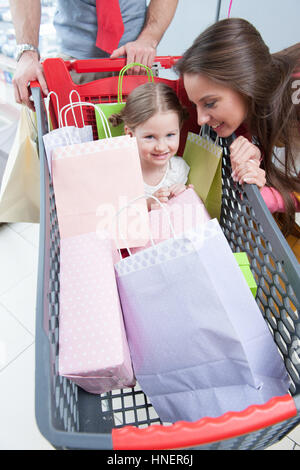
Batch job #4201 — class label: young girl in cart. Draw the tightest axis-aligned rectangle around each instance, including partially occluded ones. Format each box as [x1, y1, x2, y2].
[175, 18, 300, 260]
[110, 82, 194, 210]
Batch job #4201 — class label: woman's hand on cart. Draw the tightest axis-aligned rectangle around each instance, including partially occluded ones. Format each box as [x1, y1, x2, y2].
[12, 51, 49, 111]
[232, 158, 266, 188]
[230, 136, 266, 188]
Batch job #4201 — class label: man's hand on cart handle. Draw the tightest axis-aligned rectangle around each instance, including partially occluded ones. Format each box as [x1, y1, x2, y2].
[12, 51, 49, 111]
[110, 37, 157, 75]
[111, 0, 179, 74]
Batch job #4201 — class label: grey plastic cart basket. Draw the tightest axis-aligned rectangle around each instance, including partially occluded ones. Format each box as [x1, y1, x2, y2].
[32, 69, 300, 450]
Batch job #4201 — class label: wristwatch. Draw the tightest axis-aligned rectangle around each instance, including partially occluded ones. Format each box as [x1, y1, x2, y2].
[15, 44, 40, 62]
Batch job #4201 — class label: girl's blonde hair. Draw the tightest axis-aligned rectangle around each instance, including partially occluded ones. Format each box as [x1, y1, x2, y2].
[109, 82, 188, 130]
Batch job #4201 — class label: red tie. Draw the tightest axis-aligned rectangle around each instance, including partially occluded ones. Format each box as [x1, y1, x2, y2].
[96, 0, 125, 54]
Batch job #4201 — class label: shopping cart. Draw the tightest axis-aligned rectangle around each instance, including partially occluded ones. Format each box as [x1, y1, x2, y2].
[31, 57, 300, 450]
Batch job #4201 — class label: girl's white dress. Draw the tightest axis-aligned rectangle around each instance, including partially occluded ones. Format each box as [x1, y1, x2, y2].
[144, 156, 190, 197]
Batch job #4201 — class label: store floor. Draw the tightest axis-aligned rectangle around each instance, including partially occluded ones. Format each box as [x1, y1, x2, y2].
[0, 221, 300, 450]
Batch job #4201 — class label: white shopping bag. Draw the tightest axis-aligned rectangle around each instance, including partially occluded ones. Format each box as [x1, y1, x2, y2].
[43, 91, 94, 176]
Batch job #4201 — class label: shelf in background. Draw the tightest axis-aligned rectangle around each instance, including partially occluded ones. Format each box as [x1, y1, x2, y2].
[0, 53, 19, 111]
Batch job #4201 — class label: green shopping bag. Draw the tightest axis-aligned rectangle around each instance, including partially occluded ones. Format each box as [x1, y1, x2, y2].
[95, 63, 154, 139]
[183, 128, 223, 220]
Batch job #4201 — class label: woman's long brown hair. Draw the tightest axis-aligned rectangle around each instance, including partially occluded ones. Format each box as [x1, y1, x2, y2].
[175, 18, 300, 230]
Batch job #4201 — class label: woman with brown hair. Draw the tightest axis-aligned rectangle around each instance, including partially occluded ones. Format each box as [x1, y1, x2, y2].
[175, 18, 300, 259]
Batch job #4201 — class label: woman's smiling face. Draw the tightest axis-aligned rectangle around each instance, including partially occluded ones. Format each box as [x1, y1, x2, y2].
[183, 73, 248, 138]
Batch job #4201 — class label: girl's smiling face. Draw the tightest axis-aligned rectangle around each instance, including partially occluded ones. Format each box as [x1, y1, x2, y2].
[183, 73, 248, 138]
[125, 111, 180, 169]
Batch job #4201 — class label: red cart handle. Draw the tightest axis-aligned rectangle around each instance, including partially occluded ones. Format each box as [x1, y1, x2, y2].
[29, 56, 180, 94]
[112, 394, 297, 450]
[65, 56, 180, 74]
[29, 63, 300, 91]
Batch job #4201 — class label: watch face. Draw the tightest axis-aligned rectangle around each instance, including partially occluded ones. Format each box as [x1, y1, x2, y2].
[15, 44, 39, 61]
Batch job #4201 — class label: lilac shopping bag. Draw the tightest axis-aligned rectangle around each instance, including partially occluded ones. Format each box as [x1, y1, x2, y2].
[115, 215, 290, 423]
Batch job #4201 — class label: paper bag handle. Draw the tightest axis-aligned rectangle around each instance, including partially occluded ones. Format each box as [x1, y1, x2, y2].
[115, 194, 177, 259]
[45, 91, 60, 130]
[69, 90, 85, 128]
[45, 91, 81, 145]
[200, 123, 220, 146]
[117, 62, 154, 103]
[59, 101, 112, 138]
